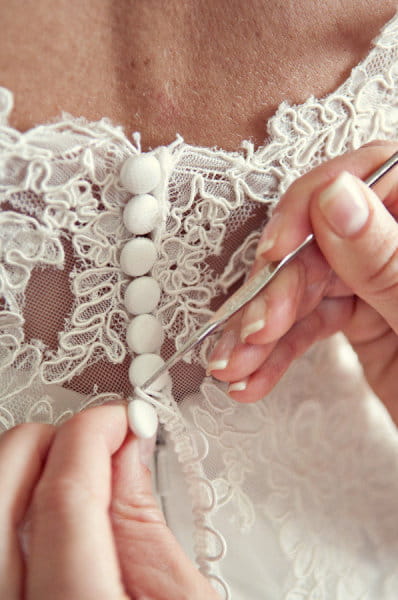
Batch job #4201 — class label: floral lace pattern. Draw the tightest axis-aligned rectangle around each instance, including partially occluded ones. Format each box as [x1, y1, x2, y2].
[1, 10, 398, 599]
[182, 337, 398, 599]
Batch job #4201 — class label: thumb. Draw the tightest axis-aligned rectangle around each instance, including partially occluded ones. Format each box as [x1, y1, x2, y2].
[310, 170, 398, 333]
[110, 433, 220, 600]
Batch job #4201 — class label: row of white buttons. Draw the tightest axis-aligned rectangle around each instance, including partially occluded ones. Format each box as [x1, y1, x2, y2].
[119, 153, 169, 438]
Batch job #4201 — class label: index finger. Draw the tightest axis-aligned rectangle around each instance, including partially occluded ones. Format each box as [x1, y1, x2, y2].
[256, 142, 398, 261]
[27, 405, 129, 600]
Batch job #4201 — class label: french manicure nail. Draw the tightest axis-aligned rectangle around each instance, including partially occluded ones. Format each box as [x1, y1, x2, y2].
[255, 212, 282, 258]
[107, 399, 128, 407]
[207, 329, 239, 374]
[206, 360, 229, 375]
[319, 171, 369, 237]
[228, 379, 248, 392]
[255, 237, 275, 258]
[241, 320, 265, 342]
[241, 295, 266, 341]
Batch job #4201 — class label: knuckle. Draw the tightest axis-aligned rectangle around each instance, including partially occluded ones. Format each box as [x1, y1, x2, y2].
[366, 243, 398, 298]
[309, 308, 325, 334]
[280, 336, 299, 363]
[370, 277, 398, 301]
[110, 493, 164, 528]
[32, 475, 97, 521]
[59, 404, 124, 436]
[280, 310, 324, 363]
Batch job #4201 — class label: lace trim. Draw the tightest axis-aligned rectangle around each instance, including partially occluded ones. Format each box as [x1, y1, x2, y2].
[1, 10, 398, 599]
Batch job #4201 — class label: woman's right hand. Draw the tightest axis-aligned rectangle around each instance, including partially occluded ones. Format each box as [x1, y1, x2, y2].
[208, 142, 398, 423]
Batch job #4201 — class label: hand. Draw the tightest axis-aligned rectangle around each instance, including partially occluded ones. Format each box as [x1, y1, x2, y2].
[208, 142, 398, 423]
[0, 405, 220, 600]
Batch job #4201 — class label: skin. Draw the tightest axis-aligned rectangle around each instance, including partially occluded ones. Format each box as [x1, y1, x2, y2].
[1, 1, 398, 597]
[209, 142, 398, 424]
[1, 0, 396, 150]
[0, 405, 220, 599]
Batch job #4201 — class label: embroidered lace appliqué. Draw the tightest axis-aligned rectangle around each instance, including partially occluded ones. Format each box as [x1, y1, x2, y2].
[1, 11, 398, 599]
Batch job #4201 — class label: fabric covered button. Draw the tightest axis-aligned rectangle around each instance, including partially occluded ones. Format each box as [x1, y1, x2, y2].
[120, 154, 161, 195]
[127, 398, 158, 439]
[126, 314, 164, 353]
[123, 194, 160, 235]
[128, 353, 170, 390]
[120, 237, 157, 277]
[124, 276, 161, 314]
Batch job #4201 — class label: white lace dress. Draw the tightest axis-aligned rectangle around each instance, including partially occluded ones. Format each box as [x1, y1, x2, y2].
[1, 11, 398, 600]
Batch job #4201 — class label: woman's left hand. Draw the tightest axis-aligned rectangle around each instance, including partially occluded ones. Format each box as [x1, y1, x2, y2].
[0, 405, 220, 600]
[208, 142, 398, 423]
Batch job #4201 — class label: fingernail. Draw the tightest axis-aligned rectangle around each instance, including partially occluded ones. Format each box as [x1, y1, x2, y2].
[106, 399, 128, 407]
[319, 171, 369, 237]
[206, 360, 228, 375]
[241, 295, 266, 342]
[228, 379, 248, 393]
[207, 329, 239, 374]
[255, 212, 282, 258]
[138, 435, 156, 469]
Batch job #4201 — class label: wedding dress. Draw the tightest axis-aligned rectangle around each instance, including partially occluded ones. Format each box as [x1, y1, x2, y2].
[1, 11, 398, 600]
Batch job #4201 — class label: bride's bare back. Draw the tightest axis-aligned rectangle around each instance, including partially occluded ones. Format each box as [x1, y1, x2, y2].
[1, 0, 396, 150]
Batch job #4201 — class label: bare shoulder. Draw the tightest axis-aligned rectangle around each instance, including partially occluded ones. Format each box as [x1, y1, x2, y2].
[1, 0, 396, 150]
